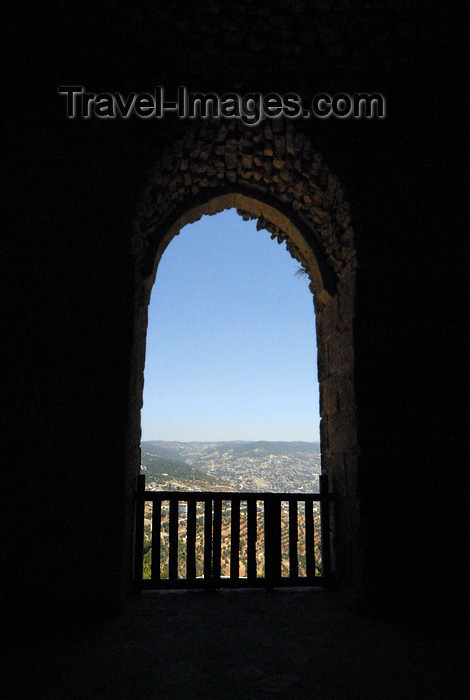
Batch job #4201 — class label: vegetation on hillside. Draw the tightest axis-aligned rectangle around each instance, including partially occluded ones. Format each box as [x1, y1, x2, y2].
[142, 501, 323, 580]
[141, 453, 219, 485]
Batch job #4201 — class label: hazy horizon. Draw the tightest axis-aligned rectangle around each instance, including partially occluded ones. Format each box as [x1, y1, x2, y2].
[142, 438, 321, 445]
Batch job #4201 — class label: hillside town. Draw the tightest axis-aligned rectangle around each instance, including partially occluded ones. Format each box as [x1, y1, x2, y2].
[141, 440, 321, 493]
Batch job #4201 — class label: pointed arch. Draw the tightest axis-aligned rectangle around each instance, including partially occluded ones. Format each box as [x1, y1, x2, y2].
[134, 119, 355, 291]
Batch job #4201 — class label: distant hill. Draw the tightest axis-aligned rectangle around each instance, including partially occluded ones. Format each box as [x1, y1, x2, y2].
[142, 440, 320, 460]
[142, 442, 190, 461]
[141, 453, 219, 485]
[224, 441, 320, 458]
[141, 440, 321, 493]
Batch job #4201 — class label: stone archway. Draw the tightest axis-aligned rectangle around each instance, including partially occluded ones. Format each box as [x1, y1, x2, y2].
[130, 119, 359, 594]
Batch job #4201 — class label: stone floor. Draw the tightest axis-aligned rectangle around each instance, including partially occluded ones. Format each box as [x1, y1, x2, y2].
[2, 588, 469, 699]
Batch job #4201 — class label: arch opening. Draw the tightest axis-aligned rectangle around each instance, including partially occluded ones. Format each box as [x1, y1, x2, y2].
[140, 207, 324, 584]
[129, 122, 359, 594]
[141, 207, 321, 446]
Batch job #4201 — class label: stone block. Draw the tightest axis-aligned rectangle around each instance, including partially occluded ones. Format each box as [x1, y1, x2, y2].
[320, 376, 340, 416]
[337, 375, 356, 414]
[328, 413, 357, 455]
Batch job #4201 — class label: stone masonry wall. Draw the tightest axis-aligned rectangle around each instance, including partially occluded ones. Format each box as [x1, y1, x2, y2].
[130, 118, 359, 592]
[134, 119, 356, 286]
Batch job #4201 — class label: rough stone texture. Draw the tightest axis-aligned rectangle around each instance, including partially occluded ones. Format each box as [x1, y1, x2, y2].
[134, 119, 356, 288]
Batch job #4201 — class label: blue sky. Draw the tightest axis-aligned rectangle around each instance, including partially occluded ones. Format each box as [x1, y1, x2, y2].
[141, 209, 320, 442]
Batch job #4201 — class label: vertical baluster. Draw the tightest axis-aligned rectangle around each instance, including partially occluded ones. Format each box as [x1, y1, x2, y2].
[265, 495, 281, 588]
[151, 496, 162, 584]
[186, 498, 197, 581]
[134, 474, 146, 591]
[212, 497, 222, 582]
[168, 497, 179, 581]
[305, 496, 315, 580]
[247, 497, 257, 581]
[320, 474, 331, 578]
[204, 498, 212, 582]
[289, 497, 299, 579]
[230, 497, 240, 580]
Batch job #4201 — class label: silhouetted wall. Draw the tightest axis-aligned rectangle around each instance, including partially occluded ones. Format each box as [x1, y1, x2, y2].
[3, 2, 467, 628]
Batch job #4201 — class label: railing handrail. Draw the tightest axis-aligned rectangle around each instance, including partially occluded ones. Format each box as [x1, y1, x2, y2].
[134, 473, 332, 591]
[136, 488, 332, 503]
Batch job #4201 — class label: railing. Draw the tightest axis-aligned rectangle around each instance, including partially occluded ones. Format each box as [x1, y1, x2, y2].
[134, 474, 332, 590]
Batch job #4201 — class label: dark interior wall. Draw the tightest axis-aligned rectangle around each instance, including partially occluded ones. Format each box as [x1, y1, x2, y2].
[354, 96, 468, 622]
[2, 116, 140, 616]
[3, 3, 467, 626]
